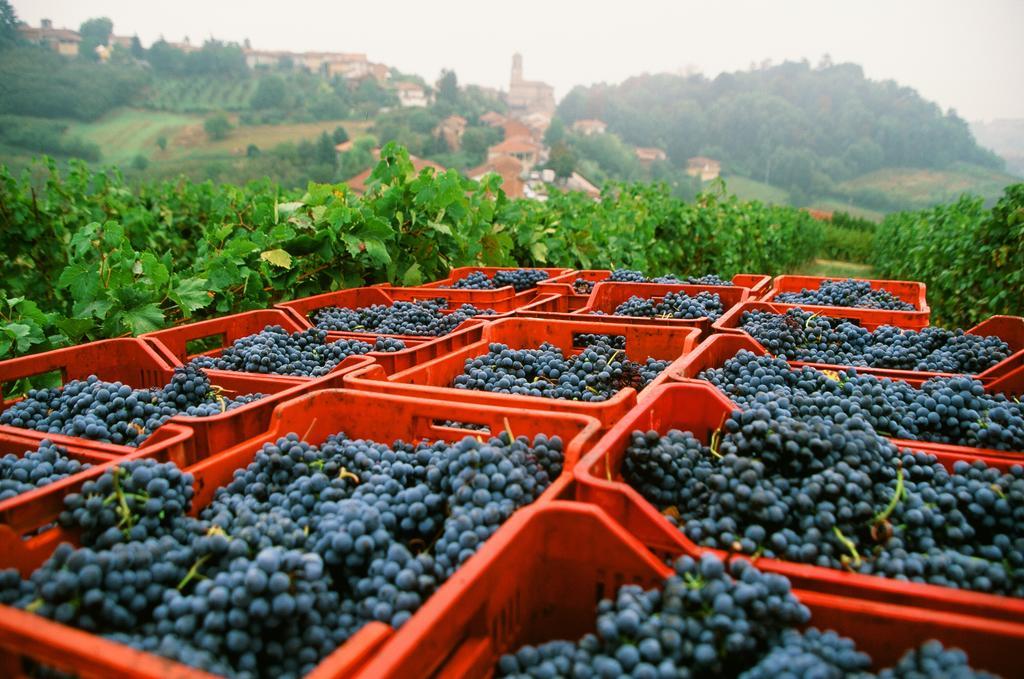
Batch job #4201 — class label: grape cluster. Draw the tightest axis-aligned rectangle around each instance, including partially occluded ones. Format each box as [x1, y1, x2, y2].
[613, 290, 725, 321]
[448, 269, 550, 291]
[189, 325, 405, 377]
[452, 337, 668, 402]
[0, 440, 91, 501]
[700, 350, 1024, 451]
[0, 365, 265, 447]
[774, 279, 916, 311]
[740, 307, 1011, 373]
[311, 298, 494, 337]
[497, 558, 991, 678]
[60, 459, 195, 548]
[2, 428, 564, 677]
[877, 640, 997, 679]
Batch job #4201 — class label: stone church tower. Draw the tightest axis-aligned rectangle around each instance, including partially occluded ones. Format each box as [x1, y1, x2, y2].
[507, 53, 555, 118]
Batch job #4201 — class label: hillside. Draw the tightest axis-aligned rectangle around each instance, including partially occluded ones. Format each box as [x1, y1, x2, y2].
[557, 60, 1007, 211]
[835, 163, 1020, 210]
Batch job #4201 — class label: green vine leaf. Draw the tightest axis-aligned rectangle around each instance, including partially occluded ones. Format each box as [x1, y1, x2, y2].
[260, 249, 294, 270]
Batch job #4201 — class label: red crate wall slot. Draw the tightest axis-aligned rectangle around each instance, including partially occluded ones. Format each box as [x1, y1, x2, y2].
[760, 275, 930, 328]
[0, 389, 601, 678]
[356, 502, 1024, 679]
[573, 379, 1024, 624]
[343, 316, 702, 428]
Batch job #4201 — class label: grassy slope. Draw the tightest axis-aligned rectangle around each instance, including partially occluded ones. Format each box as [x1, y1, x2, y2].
[62, 108, 371, 165]
[66, 110, 202, 164]
[796, 259, 875, 278]
[720, 175, 790, 204]
[836, 163, 1019, 208]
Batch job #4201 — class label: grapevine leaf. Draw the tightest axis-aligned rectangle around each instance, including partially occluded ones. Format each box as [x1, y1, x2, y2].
[226, 239, 260, 257]
[139, 253, 170, 290]
[402, 262, 423, 286]
[120, 303, 165, 335]
[57, 263, 100, 301]
[169, 278, 213, 316]
[79, 300, 115, 320]
[362, 239, 391, 266]
[260, 249, 293, 270]
[55, 317, 95, 340]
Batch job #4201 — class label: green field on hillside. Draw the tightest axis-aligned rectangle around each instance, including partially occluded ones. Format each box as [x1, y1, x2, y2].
[62, 108, 371, 165]
[142, 77, 261, 113]
[837, 163, 1019, 209]
[719, 175, 791, 204]
[65, 110, 202, 164]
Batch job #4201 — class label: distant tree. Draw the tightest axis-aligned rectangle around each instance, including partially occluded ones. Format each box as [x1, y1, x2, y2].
[203, 113, 232, 141]
[129, 36, 145, 60]
[332, 125, 349, 144]
[147, 40, 186, 74]
[308, 92, 347, 120]
[131, 153, 148, 171]
[460, 126, 501, 161]
[156, 135, 167, 151]
[78, 17, 113, 60]
[183, 40, 247, 77]
[277, 55, 294, 71]
[315, 131, 337, 168]
[571, 132, 642, 181]
[251, 75, 287, 110]
[246, 143, 260, 157]
[543, 118, 567, 147]
[437, 69, 459, 104]
[0, 0, 20, 50]
[548, 141, 577, 179]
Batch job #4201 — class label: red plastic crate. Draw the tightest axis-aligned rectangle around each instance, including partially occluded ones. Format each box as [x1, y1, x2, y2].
[0, 388, 600, 678]
[0, 422, 192, 564]
[714, 302, 1024, 387]
[343, 317, 702, 429]
[275, 286, 549, 342]
[574, 381, 1024, 623]
[140, 309, 390, 383]
[761, 275, 930, 328]
[539, 269, 771, 297]
[403, 267, 576, 304]
[671, 333, 1024, 456]
[356, 502, 1023, 679]
[0, 337, 368, 468]
[0, 426, 191, 540]
[576, 281, 751, 337]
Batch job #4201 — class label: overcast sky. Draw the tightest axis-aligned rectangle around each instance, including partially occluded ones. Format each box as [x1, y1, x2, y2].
[13, 0, 1024, 121]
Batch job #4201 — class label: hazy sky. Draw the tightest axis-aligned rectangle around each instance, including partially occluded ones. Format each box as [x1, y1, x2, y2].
[13, 0, 1024, 121]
